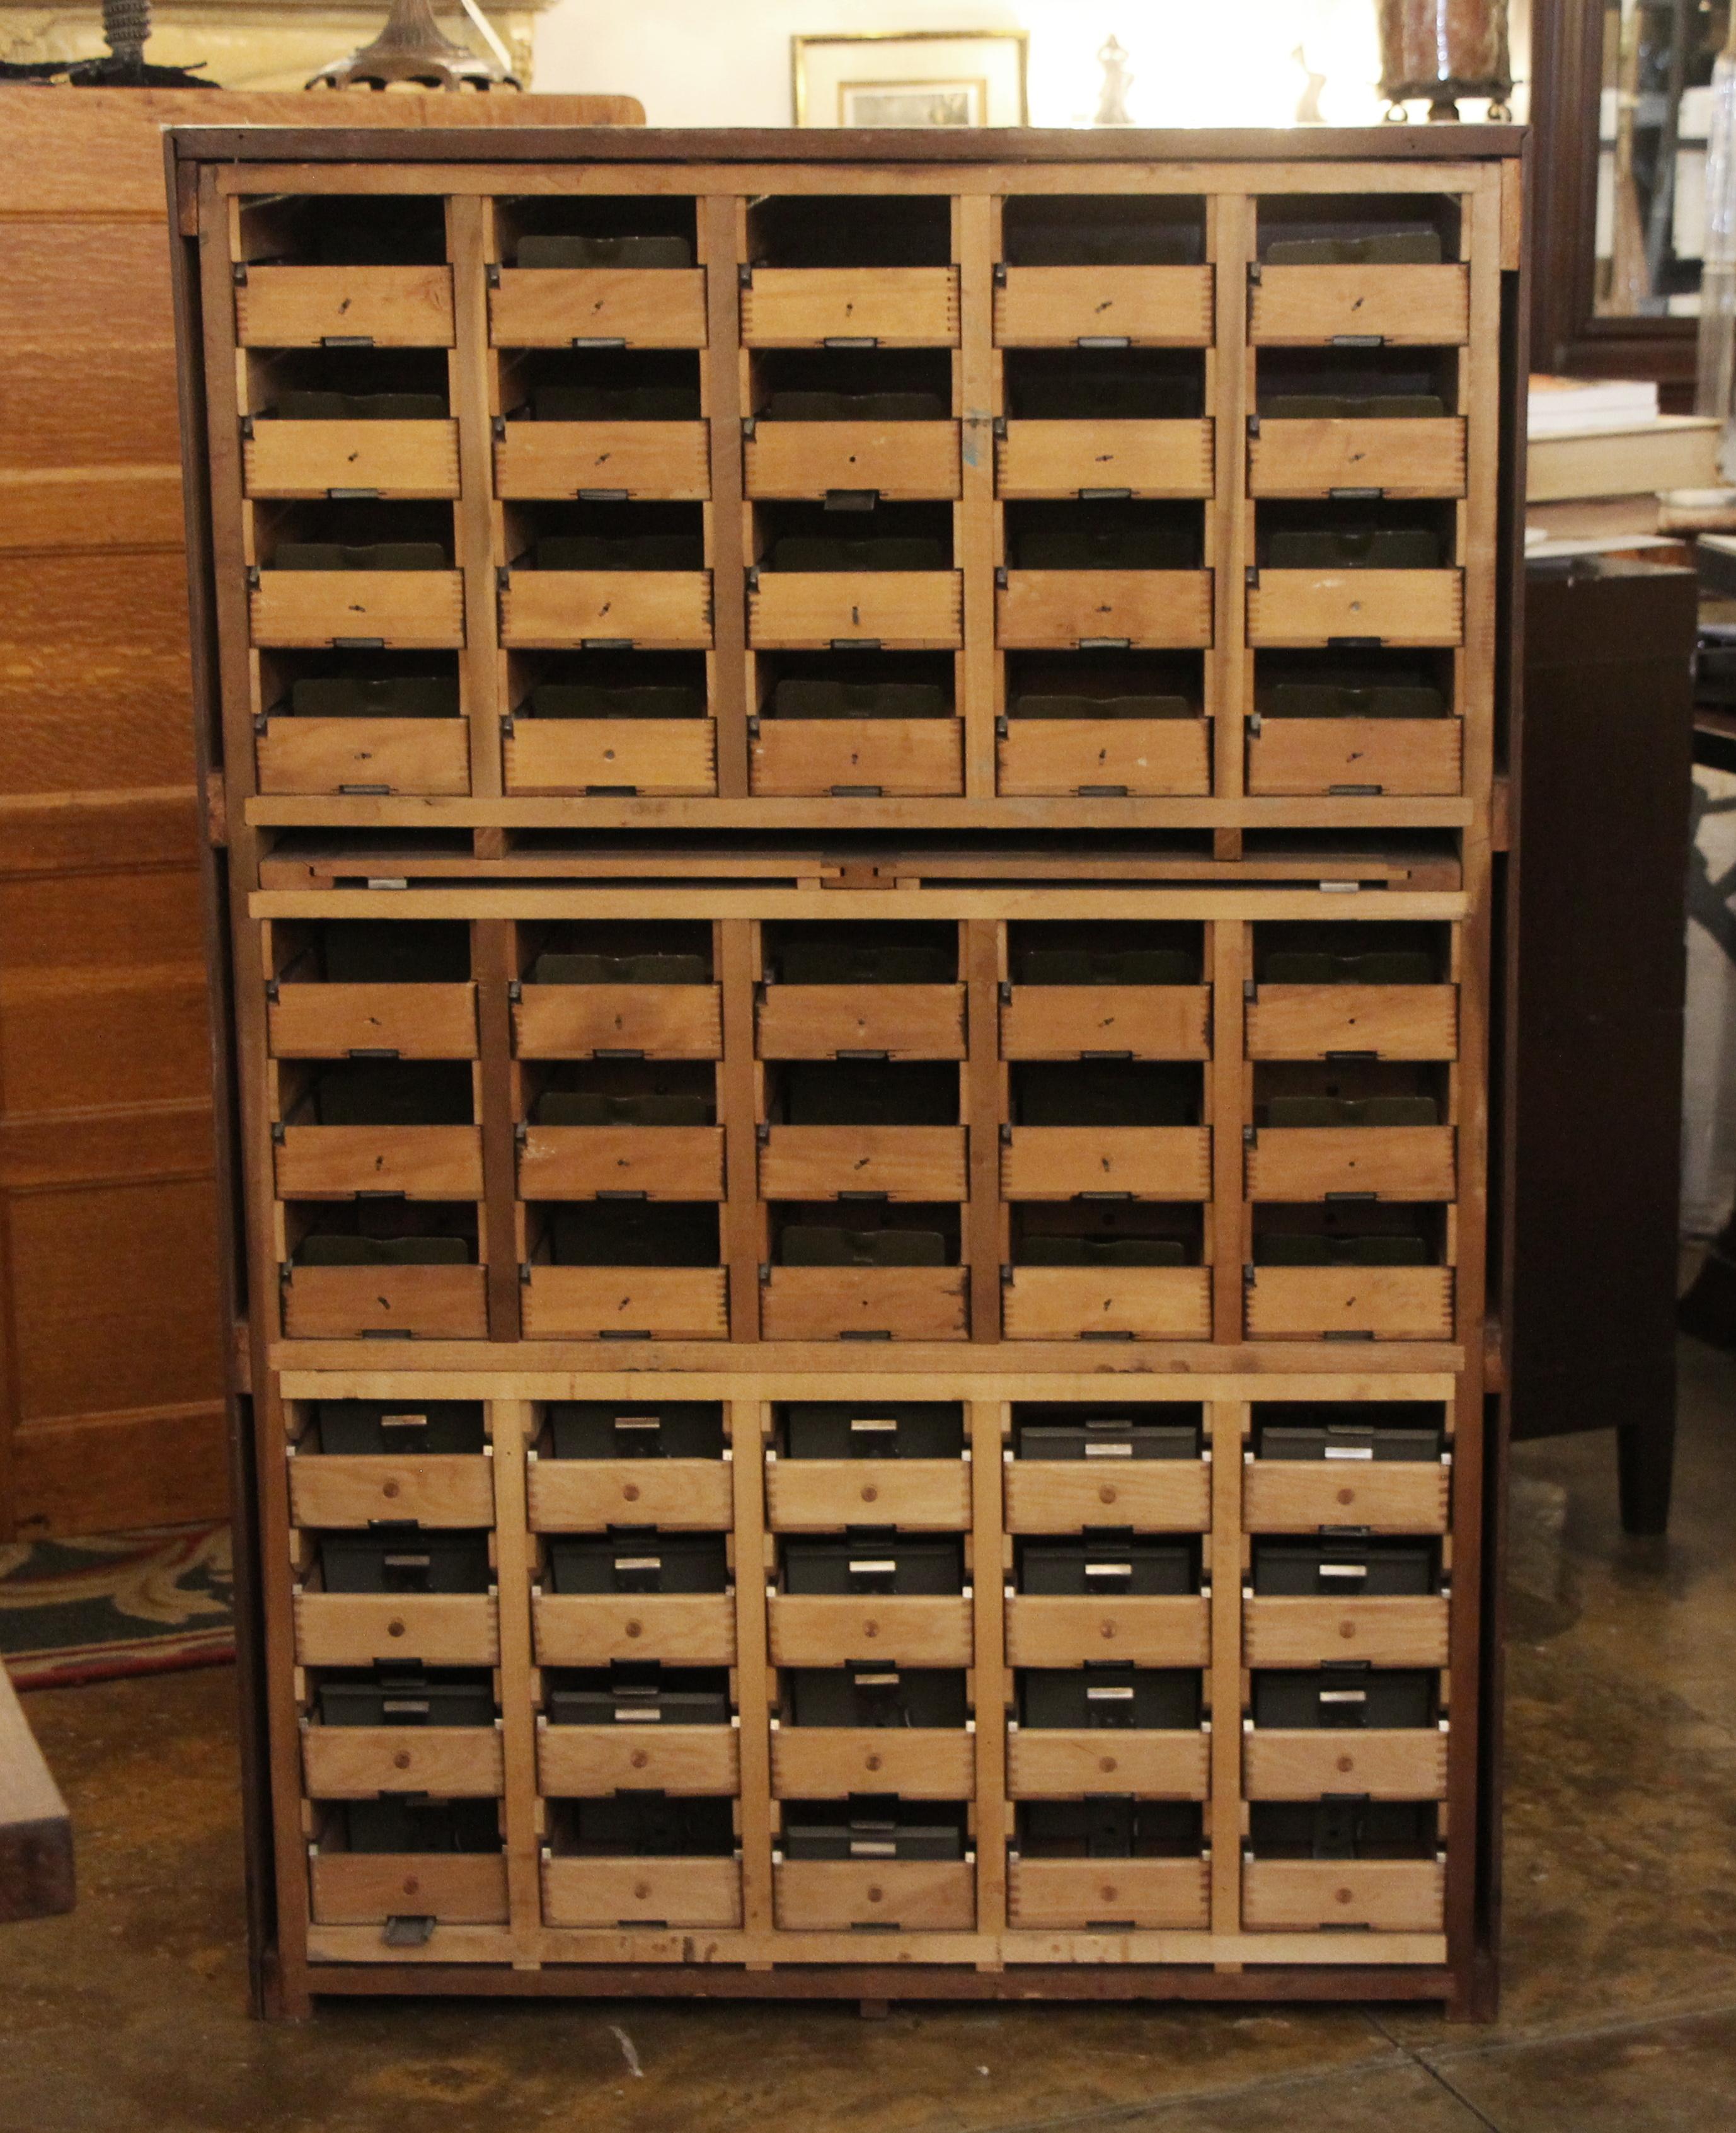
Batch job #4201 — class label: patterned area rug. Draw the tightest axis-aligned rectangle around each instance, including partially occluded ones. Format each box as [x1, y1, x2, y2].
[0, 1524, 234, 1689]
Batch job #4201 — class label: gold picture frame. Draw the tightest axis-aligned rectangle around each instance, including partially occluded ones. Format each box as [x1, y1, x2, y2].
[791, 30, 1030, 129]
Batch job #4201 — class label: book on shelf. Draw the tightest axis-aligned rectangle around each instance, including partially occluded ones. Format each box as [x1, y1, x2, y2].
[1527, 373, 1660, 435]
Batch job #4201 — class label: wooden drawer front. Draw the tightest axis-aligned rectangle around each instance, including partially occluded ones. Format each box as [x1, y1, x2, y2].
[514, 982, 722, 1061]
[997, 570, 1213, 650]
[1243, 1728, 1447, 1802]
[268, 982, 478, 1061]
[1246, 1125, 1456, 1202]
[534, 1592, 737, 1669]
[543, 1855, 742, 1929]
[759, 1124, 967, 1202]
[740, 267, 959, 348]
[251, 570, 465, 650]
[244, 420, 461, 501]
[1241, 1595, 1449, 1669]
[529, 1456, 733, 1533]
[1004, 1596, 1210, 1670]
[488, 268, 708, 349]
[1249, 263, 1470, 347]
[294, 1591, 499, 1669]
[996, 420, 1214, 500]
[1008, 1856, 1209, 1931]
[774, 1859, 975, 1931]
[749, 571, 963, 652]
[771, 1728, 975, 1800]
[767, 1594, 973, 1669]
[997, 716, 1212, 798]
[495, 421, 711, 500]
[761, 1267, 969, 1343]
[1001, 1268, 1213, 1343]
[500, 571, 713, 650]
[310, 1850, 507, 1926]
[751, 717, 964, 797]
[517, 1124, 726, 1201]
[766, 1458, 971, 1533]
[1241, 1857, 1444, 1933]
[1248, 418, 1466, 500]
[1246, 1267, 1454, 1342]
[745, 422, 960, 501]
[1247, 569, 1462, 648]
[256, 715, 473, 796]
[757, 983, 966, 1061]
[538, 1723, 740, 1798]
[1003, 1460, 1211, 1536]
[282, 1265, 488, 1342]
[1242, 1460, 1450, 1536]
[273, 1125, 483, 1202]
[520, 1266, 729, 1342]
[288, 1454, 495, 1531]
[1001, 1125, 1210, 1202]
[1007, 1728, 1209, 1800]
[1246, 716, 1463, 798]
[505, 716, 718, 796]
[1001, 985, 1210, 1061]
[995, 266, 1214, 348]
[302, 1725, 504, 1801]
[236, 265, 455, 349]
[1246, 985, 1457, 1061]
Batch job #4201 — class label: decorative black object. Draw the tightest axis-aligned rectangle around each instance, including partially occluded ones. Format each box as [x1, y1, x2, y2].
[309, 0, 520, 91]
[0, 0, 216, 86]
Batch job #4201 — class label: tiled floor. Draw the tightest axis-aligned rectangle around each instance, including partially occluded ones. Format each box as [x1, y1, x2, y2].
[5, 1343, 1736, 2133]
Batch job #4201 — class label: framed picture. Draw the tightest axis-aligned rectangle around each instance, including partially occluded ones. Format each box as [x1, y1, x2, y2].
[792, 31, 1030, 129]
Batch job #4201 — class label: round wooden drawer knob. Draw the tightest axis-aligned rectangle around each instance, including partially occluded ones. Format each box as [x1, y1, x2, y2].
[866, 1754, 883, 1773]
[394, 1749, 412, 1771]
[1100, 1621, 1117, 1640]
[862, 1619, 879, 1639]
[635, 1880, 652, 1901]
[1336, 1486, 1355, 1506]
[631, 1749, 650, 1770]
[1335, 1885, 1355, 1906]
[402, 1874, 421, 1897]
[625, 1619, 643, 1639]
[1098, 1486, 1118, 1505]
[866, 1885, 883, 1904]
[382, 1480, 401, 1501]
[861, 1485, 879, 1505]
[388, 1619, 406, 1639]
[1336, 1753, 1355, 1774]
[623, 1483, 641, 1503]
[1339, 1620, 1356, 1640]
[1098, 1756, 1118, 1774]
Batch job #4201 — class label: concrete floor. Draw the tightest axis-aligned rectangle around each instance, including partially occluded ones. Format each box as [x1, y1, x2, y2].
[6, 1345, 1736, 2132]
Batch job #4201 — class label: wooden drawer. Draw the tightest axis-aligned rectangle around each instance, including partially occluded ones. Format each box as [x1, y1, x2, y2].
[774, 1859, 974, 1931]
[1241, 1857, 1444, 1933]
[542, 1855, 743, 1929]
[740, 267, 959, 348]
[750, 716, 963, 796]
[505, 715, 718, 796]
[273, 1124, 484, 1202]
[1245, 1125, 1456, 1201]
[1241, 1594, 1449, 1669]
[268, 981, 478, 1060]
[309, 1848, 507, 1926]
[761, 1267, 969, 1343]
[997, 716, 1212, 798]
[1248, 418, 1466, 500]
[1001, 984, 1211, 1061]
[1245, 1266, 1454, 1342]
[745, 422, 960, 501]
[757, 983, 966, 1061]
[1001, 1267, 1213, 1342]
[250, 568, 464, 650]
[281, 1263, 488, 1341]
[302, 1724, 504, 1801]
[537, 1722, 740, 1797]
[514, 982, 722, 1061]
[765, 1457, 971, 1532]
[495, 420, 711, 500]
[519, 1265, 729, 1341]
[749, 570, 962, 651]
[236, 265, 455, 349]
[243, 419, 461, 502]
[287, 1452, 495, 1531]
[1243, 1728, 1448, 1801]
[1007, 1728, 1209, 1800]
[256, 715, 473, 796]
[1248, 263, 1469, 347]
[759, 1124, 967, 1202]
[1007, 1856, 1209, 1931]
[771, 1727, 975, 1800]
[997, 570, 1213, 650]
[996, 420, 1214, 500]
[534, 1592, 737, 1668]
[1003, 1460, 1211, 1535]
[995, 266, 1214, 348]
[500, 570, 713, 650]
[1001, 1125, 1210, 1201]
[294, 1590, 499, 1669]
[1246, 715, 1462, 796]
[1004, 1595, 1210, 1670]
[517, 1124, 726, 1201]
[1246, 569, 1463, 648]
[1243, 1459, 1450, 1535]
[1245, 984, 1457, 1061]
[488, 267, 708, 349]
[528, 1454, 733, 1532]
[767, 1594, 973, 1669]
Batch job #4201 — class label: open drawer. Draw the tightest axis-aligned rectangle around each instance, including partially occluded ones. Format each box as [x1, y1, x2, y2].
[1004, 1596, 1210, 1670]
[519, 1265, 729, 1341]
[534, 1592, 737, 1668]
[773, 1859, 975, 1931]
[1246, 713, 1462, 796]
[527, 1453, 733, 1533]
[1001, 984, 1210, 1061]
[1001, 1125, 1210, 1201]
[1006, 1728, 1209, 1799]
[997, 570, 1213, 650]
[1246, 985, 1457, 1060]
[745, 422, 960, 501]
[495, 420, 711, 500]
[1243, 1459, 1450, 1534]
[505, 713, 718, 796]
[750, 714, 963, 796]
[537, 1721, 740, 1797]
[517, 1123, 725, 1201]
[1003, 1457, 1210, 1534]
[1241, 1857, 1444, 1933]
[759, 1124, 967, 1202]
[256, 714, 472, 796]
[739, 267, 960, 348]
[1007, 1855, 1209, 1931]
[294, 1589, 499, 1670]
[267, 981, 478, 1060]
[765, 1456, 970, 1532]
[1244, 1265, 1454, 1341]
[1245, 1125, 1456, 1201]
[757, 981, 966, 1061]
[1248, 418, 1466, 499]
[767, 1594, 973, 1669]
[1241, 1594, 1449, 1668]
[994, 265, 1214, 347]
[770, 1727, 975, 1799]
[287, 1450, 494, 1531]
[1248, 263, 1469, 347]
[236, 265, 455, 348]
[761, 1266, 969, 1343]
[273, 1124, 483, 1202]
[513, 980, 723, 1061]
[1242, 1728, 1448, 1800]
[302, 1722, 505, 1801]
[1001, 1268, 1213, 1342]
[488, 268, 708, 348]
[1246, 568, 1463, 648]
[996, 715, 1210, 797]
[280, 1260, 489, 1341]
[309, 1840, 507, 1928]
[243, 419, 461, 502]
[500, 569, 713, 650]
[749, 570, 963, 651]
[250, 568, 465, 650]
[542, 1854, 744, 1929]
[996, 420, 1214, 500]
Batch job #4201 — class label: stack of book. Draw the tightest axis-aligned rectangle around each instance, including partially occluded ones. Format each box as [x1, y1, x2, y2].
[1526, 374, 1722, 536]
